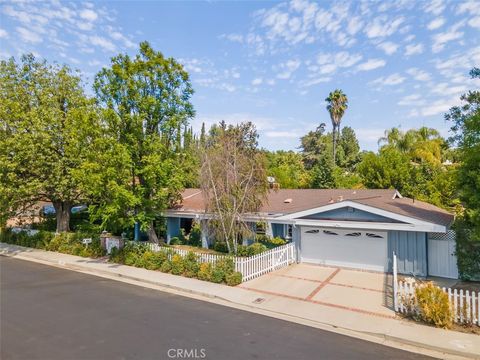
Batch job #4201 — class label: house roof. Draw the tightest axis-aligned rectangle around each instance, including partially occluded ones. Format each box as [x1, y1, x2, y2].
[171, 188, 454, 227]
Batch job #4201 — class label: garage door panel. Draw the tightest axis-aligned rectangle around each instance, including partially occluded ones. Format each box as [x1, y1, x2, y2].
[301, 227, 388, 272]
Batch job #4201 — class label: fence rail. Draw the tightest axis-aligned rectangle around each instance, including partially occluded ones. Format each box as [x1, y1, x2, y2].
[396, 280, 480, 326]
[145, 242, 296, 282]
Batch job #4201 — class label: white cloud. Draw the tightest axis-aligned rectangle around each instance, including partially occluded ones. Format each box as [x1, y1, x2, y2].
[432, 24, 465, 53]
[0, 29, 8, 38]
[406, 68, 431, 81]
[276, 59, 301, 79]
[252, 77, 263, 86]
[420, 98, 458, 116]
[79, 9, 98, 22]
[469, 17, 480, 28]
[371, 73, 406, 86]
[364, 16, 405, 38]
[397, 94, 425, 106]
[424, 0, 446, 15]
[89, 36, 116, 52]
[16, 27, 42, 43]
[377, 41, 399, 55]
[356, 59, 386, 71]
[220, 33, 244, 43]
[427, 17, 445, 30]
[404, 43, 424, 56]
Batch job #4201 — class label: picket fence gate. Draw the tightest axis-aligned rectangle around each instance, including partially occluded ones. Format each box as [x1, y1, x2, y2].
[146, 242, 296, 282]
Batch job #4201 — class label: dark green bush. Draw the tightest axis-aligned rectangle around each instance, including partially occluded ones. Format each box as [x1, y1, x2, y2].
[188, 222, 202, 247]
[210, 267, 225, 283]
[169, 237, 182, 245]
[213, 241, 228, 253]
[142, 251, 164, 270]
[226, 271, 242, 286]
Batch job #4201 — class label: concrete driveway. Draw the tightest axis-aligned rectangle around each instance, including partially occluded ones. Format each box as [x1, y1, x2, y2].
[240, 263, 394, 318]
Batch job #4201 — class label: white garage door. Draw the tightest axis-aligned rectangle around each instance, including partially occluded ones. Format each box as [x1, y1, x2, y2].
[301, 227, 388, 272]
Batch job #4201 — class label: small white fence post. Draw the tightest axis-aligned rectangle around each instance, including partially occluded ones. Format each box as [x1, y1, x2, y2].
[393, 252, 398, 312]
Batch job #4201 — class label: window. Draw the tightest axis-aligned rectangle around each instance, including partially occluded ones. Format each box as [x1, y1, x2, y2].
[345, 232, 361, 237]
[305, 229, 319, 234]
[323, 230, 338, 235]
[284, 224, 293, 239]
[366, 232, 383, 238]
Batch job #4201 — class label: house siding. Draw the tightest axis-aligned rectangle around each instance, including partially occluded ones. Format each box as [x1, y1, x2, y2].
[388, 230, 427, 276]
[166, 217, 181, 243]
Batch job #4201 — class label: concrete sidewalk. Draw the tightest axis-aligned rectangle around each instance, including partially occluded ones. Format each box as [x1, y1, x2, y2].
[1, 243, 479, 360]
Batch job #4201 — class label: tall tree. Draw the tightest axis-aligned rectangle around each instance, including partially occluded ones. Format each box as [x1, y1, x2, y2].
[91, 42, 194, 242]
[446, 67, 480, 279]
[0, 55, 99, 232]
[325, 89, 348, 165]
[200, 122, 268, 254]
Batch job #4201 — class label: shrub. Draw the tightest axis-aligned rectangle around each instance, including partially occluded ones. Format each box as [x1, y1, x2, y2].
[169, 237, 182, 245]
[255, 234, 269, 243]
[183, 252, 200, 278]
[415, 283, 452, 329]
[226, 271, 242, 286]
[269, 237, 287, 246]
[215, 258, 235, 274]
[213, 241, 228, 253]
[188, 222, 202, 247]
[124, 251, 140, 266]
[247, 242, 267, 256]
[210, 267, 225, 283]
[160, 259, 172, 273]
[197, 263, 213, 281]
[109, 247, 125, 264]
[236, 245, 249, 257]
[142, 251, 164, 270]
[171, 254, 185, 275]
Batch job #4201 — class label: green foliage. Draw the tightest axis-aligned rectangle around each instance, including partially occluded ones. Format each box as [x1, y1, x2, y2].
[247, 242, 267, 255]
[87, 41, 195, 240]
[215, 258, 235, 275]
[188, 222, 202, 247]
[183, 252, 200, 277]
[415, 283, 452, 329]
[226, 271, 242, 286]
[213, 241, 229, 253]
[197, 262, 213, 281]
[210, 267, 225, 283]
[160, 259, 172, 273]
[169, 237, 183, 245]
[446, 68, 480, 279]
[142, 251, 166, 270]
[0, 55, 100, 232]
[454, 219, 480, 281]
[265, 151, 311, 189]
[171, 254, 185, 275]
[1, 229, 105, 258]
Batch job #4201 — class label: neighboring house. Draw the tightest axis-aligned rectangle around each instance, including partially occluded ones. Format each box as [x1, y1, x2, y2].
[165, 188, 458, 279]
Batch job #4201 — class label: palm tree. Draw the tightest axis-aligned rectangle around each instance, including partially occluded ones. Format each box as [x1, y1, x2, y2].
[326, 89, 348, 165]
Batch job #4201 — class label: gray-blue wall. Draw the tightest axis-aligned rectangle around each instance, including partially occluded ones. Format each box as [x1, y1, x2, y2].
[388, 231, 427, 276]
[301, 207, 403, 223]
[167, 217, 181, 242]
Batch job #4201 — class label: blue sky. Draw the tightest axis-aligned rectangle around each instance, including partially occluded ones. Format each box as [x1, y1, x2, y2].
[0, 0, 479, 151]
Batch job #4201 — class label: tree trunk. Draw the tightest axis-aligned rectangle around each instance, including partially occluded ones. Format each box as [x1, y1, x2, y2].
[147, 222, 162, 244]
[332, 126, 337, 166]
[52, 201, 72, 233]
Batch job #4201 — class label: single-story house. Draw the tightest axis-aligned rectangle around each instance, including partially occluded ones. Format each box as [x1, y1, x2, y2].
[165, 188, 458, 279]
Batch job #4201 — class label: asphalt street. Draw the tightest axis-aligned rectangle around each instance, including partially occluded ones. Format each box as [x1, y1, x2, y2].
[0, 256, 433, 360]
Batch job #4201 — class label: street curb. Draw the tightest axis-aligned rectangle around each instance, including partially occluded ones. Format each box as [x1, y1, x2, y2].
[1, 246, 478, 360]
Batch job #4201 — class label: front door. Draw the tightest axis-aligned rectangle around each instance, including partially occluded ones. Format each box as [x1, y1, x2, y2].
[428, 234, 458, 279]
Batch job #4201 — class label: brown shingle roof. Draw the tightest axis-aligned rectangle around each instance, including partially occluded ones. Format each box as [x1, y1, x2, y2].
[171, 188, 454, 227]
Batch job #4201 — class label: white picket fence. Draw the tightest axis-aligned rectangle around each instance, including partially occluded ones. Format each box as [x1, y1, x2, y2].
[396, 280, 480, 326]
[145, 242, 296, 282]
[393, 252, 479, 326]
